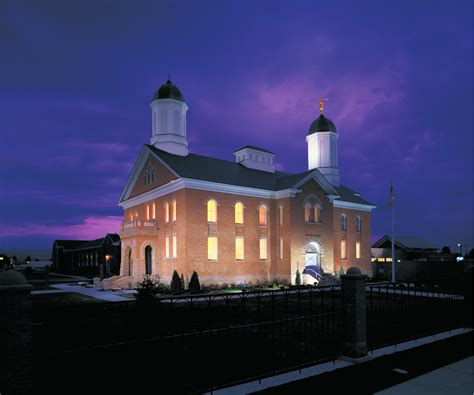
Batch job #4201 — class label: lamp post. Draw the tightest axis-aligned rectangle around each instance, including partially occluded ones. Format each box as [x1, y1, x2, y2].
[105, 255, 111, 277]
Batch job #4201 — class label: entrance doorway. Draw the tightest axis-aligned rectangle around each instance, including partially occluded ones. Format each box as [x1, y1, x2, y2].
[303, 242, 322, 283]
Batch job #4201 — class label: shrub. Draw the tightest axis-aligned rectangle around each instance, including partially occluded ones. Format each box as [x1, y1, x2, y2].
[295, 269, 301, 286]
[189, 271, 201, 294]
[170, 270, 181, 293]
[180, 273, 185, 290]
[135, 274, 159, 300]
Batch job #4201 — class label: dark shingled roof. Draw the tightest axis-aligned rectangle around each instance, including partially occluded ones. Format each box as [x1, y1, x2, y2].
[234, 145, 275, 154]
[54, 234, 121, 252]
[152, 79, 185, 103]
[147, 145, 374, 206]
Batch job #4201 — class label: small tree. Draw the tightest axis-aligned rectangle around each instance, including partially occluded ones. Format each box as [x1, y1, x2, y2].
[135, 274, 159, 300]
[25, 256, 32, 264]
[189, 271, 201, 294]
[180, 273, 185, 290]
[170, 270, 181, 293]
[295, 269, 301, 286]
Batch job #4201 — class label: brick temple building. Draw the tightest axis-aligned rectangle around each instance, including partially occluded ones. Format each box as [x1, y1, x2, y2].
[117, 79, 375, 286]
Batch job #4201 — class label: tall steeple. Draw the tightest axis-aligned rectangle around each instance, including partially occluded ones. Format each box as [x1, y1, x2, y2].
[306, 100, 340, 186]
[149, 78, 189, 156]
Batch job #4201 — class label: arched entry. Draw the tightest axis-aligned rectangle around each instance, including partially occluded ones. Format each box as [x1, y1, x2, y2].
[145, 245, 153, 275]
[124, 247, 132, 276]
[303, 242, 322, 283]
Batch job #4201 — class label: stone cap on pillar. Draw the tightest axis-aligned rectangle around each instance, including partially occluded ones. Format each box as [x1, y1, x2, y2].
[341, 266, 367, 279]
[0, 270, 32, 293]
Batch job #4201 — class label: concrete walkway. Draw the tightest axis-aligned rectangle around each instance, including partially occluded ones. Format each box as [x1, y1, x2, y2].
[375, 356, 473, 394]
[32, 283, 136, 302]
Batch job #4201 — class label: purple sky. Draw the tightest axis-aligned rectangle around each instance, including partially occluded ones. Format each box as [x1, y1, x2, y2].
[1, 1, 472, 258]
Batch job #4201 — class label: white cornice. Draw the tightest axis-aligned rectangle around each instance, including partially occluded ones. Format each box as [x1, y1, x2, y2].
[333, 200, 377, 212]
[119, 177, 302, 209]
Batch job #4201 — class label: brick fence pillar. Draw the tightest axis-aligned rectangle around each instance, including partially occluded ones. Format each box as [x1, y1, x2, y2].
[341, 267, 368, 360]
[0, 270, 33, 394]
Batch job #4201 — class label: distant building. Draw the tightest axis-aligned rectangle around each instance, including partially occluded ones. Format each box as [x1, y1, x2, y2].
[52, 234, 121, 276]
[371, 235, 460, 282]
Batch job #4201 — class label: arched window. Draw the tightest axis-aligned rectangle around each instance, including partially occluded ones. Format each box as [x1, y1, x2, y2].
[207, 199, 217, 222]
[160, 109, 167, 132]
[355, 216, 361, 233]
[304, 197, 322, 223]
[145, 245, 152, 275]
[173, 110, 180, 134]
[340, 214, 347, 231]
[259, 205, 267, 226]
[235, 202, 244, 224]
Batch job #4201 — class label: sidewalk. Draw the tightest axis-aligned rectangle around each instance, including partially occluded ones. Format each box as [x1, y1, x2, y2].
[253, 331, 473, 394]
[32, 283, 136, 302]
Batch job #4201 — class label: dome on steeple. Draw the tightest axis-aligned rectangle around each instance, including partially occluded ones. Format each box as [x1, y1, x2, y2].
[308, 114, 337, 135]
[152, 79, 185, 103]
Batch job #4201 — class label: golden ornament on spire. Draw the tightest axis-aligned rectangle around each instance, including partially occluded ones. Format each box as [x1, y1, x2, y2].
[319, 98, 329, 114]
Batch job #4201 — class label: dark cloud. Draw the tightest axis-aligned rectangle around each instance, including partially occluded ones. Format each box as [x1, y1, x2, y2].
[0, 0, 472, 256]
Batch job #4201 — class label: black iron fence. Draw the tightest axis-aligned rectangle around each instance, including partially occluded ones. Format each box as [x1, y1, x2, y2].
[367, 281, 469, 350]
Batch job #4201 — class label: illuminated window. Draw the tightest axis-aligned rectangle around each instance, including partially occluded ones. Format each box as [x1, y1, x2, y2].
[235, 236, 244, 260]
[279, 238, 283, 259]
[340, 214, 347, 231]
[259, 237, 268, 260]
[172, 200, 177, 221]
[259, 205, 267, 226]
[356, 241, 361, 259]
[377, 258, 386, 262]
[165, 237, 170, 258]
[130, 214, 133, 222]
[152, 203, 156, 220]
[207, 199, 217, 223]
[208, 237, 218, 260]
[146, 205, 150, 221]
[386, 257, 392, 262]
[172, 235, 177, 258]
[278, 206, 283, 226]
[355, 216, 361, 233]
[341, 240, 347, 259]
[314, 206, 320, 223]
[165, 203, 169, 223]
[235, 202, 244, 224]
[304, 203, 311, 222]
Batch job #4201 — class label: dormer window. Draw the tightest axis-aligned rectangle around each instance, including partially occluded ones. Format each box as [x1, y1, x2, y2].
[233, 145, 276, 173]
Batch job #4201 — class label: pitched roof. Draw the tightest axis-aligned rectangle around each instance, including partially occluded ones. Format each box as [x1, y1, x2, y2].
[145, 145, 374, 205]
[53, 234, 121, 252]
[372, 235, 437, 250]
[234, 145, 275, 154]
[54, 240, 88, 251]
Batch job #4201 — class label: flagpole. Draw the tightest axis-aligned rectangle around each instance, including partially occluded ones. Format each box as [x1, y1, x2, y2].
[391, 183, 396, 283]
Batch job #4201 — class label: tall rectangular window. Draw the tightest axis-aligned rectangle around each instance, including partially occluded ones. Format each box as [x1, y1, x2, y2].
[152, 203, 156, 220]
[356, 241, 361, 259]
[341, 240, 347, 259]
[235, 236, 244, 260]
[146, 205, 150, 220]
[260, 237, 268, 260]
[165, 237, 170, 258]
[208, 237, 218, 260]
[235, 203, 244, 224]
[279, 238, 283, 259]
[304, 204, 311, 222]
[314, 207, 320, 223]
[165, 203, 169, 223]
[172, 200, 177, 221]
[172, 235, 177, 258]
[259, 205, 267, 226]
[207, 200, 217, 223]
[278, 206, 283, 226]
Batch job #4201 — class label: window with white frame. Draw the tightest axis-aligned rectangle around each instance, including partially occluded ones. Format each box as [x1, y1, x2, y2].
[235, 236, 244, 260]
[355, 216, 361, 233]
[259, 237, 268, 260]
[235, 202, 244, 224]
[208, 236, 218, 260]
[341, 239, 347, 259]
[340, 214, 347, 231]
[259, 205, 267, 226]
[207, 199, 217, 223]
